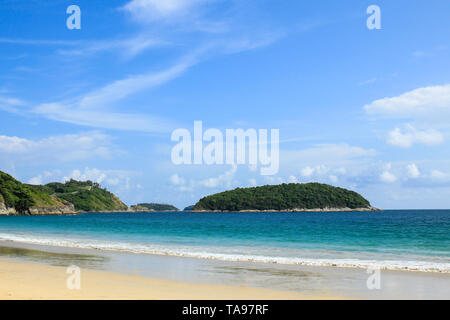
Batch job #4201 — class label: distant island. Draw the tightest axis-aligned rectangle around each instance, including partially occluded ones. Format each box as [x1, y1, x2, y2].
[130, 203, 179, 212]
[193, 183, 380, 212]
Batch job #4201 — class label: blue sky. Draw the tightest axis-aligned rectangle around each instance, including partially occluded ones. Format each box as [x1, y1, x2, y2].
[1, 0, 450, 209]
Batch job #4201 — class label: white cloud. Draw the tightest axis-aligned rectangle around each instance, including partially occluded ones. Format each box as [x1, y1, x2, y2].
[123, 0, 210, 22]
[301, 165, 329, 178]
[298, 165, 346, 185]
[64, 168, 107, 184]
[329, 175, 338, 184]
[27, 176, 43, 185]
[277, 144, 377, 188]
[406, 164, 420, 179]
[300, 166, 315, 177]
[199, 165, 237, 188]
[170, 165, 237, 192]
[283, 144, 376, 166]
[387, 126, 444, 148]
[430, 170, 449, 180]
[170, 173, 186, 186]
[380, 171, 397, 183]
[0, 132, 113, 164]
[364, 84, 450, 118]
[379, 164, 397, 183]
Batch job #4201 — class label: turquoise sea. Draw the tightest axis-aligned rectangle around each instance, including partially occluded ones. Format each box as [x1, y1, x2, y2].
[0, 210, 449, 273]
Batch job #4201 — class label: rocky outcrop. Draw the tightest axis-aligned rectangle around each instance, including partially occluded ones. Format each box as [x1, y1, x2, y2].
[28, 203, 77, 215]
[128, 205, 155, 212]
[0, 196, 76, 215]
[0, 199, 16, 215]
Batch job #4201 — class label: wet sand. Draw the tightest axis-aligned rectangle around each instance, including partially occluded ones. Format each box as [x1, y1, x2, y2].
[0, 242, 449, 300]
[0, 258, 334, 300]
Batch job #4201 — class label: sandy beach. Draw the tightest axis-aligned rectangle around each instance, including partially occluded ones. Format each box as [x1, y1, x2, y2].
[0, 258, 336, 300]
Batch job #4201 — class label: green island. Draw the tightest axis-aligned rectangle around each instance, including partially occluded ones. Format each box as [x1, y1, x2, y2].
[193, 183, 379, 212]
[130, 203, 179, 212]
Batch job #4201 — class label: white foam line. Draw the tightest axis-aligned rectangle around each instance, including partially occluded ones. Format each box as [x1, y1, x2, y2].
[0, 233, 449, 273]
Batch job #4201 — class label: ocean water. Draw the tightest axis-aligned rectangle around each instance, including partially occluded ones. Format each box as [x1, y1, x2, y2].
[0, 210, 449, 273]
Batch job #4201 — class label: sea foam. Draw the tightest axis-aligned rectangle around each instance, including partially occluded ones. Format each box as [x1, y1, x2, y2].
[1, 232, 449, 273]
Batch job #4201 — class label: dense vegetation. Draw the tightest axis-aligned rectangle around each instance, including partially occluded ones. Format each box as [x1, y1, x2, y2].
[0, 171, 68, 213]
[0, 171, 36, 212]
[194, 183, 371, 211]
[135, 203, 179, 211]
[183, 205, 195, 211]
[45, 179, 128, 212]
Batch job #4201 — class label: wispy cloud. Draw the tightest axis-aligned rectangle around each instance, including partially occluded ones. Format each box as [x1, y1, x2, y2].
[0, 95, 27, 113]
[0, 36, 166, 60]
[57, 35, 167, 59]
[412, 45, 447, 59]
[1, 1, 285, 133]
[31, 54, 198, 132]
[359, 78, 377, 86]
[33, 103, 176, 133]
[0, 38, 80, 46]
[79, 59, 193, 108]
[122, 0, 215, 23]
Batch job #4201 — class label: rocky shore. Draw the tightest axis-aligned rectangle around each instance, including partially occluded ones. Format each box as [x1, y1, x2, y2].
[0, 202, 77, 215]
[191, 206, 382, 213]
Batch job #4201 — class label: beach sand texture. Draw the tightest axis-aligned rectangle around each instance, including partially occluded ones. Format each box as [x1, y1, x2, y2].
[0, 259, 337, 300]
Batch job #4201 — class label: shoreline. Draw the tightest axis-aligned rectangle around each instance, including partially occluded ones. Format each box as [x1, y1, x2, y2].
[1, 242, 449, 299]
[1, 237, 449, 274]
[1, 208, 382, 216]
[0, 258, 335, 300]
[191, 207, 382, 213]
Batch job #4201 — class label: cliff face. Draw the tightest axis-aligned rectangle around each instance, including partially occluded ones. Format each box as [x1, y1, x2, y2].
[0, 195, 16, 214]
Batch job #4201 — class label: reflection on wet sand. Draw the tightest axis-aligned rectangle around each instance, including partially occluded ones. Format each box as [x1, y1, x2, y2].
[214, 265, 319, 278]
[0, 246, 108, 269]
